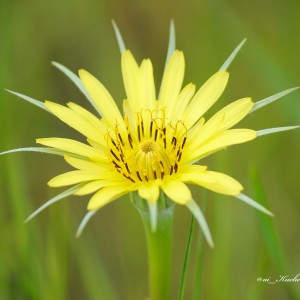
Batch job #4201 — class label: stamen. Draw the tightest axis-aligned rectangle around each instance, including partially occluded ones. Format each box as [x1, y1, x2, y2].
[128, 133, 133, 148]
[138, 125, 141, 142]
[123, 174, 135, 183]
[111, 138, 117, 148]
[154, 129, 158, 141]
[141, 119, 145, 137]
[174, 163, 178, 173]
[136, 171, 142, 181]
[178, 152, 182, 162]
[110, 149, 120, 161]
[112, 160, 121, 169]
[118, 133, 124, 146]
[150, 120, 153, 137]
[171, 136, 177, 146]
[108, 108, 188, 183]
[125, 162, 130, 174]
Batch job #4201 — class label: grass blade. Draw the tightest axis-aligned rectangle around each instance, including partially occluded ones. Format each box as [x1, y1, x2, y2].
[178, 216, 195, 300]
[251, 168, 300, 300]
[192, 196, 206, 300]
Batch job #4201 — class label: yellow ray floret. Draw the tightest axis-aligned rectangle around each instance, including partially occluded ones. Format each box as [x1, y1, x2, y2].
[183, 70, 229, 129]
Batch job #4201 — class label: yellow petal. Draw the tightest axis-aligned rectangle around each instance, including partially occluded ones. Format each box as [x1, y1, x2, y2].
[159, 50, 185, 114]
[74, 180, 108, 195]
[36, 138, 104, 160]
[64, 155, 110, 171]
[121, 50, 140, 111]
[79, 69, 125, 130]
[185, 97, 254, 151]
[67, 102, 103, 130]
[122, 99, 138, 141]
[48, 170, 103, 187]
[209, 97, 253, 132]
[67, 102, 107, 146]
[180, 170, 243, 195]
[183, 70, 229, 129]
[183, 129, 257, 163]
[169, 83, 195, 121]
[177, 164, 207, 174]
[140, 58, 156, 110]
[87, 184, 131, 210]
[161, 179, 191, 204]
[44, 101, 103, 142]
[138, 182, 160, 204]
[201, 97, 253, 137]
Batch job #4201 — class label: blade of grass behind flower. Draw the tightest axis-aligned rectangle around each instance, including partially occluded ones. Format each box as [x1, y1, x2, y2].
[0, 5, 71, 298]
[250, 168, 300, 300]
[72, 231, 119, 300]
[209, 156, 233, 300]
[178, 216, 195, 300]
[2, 150, 48, 299]
[192, 194, 207, 300]
[0, 5, 46, 297]
[44, 205, 71, 300]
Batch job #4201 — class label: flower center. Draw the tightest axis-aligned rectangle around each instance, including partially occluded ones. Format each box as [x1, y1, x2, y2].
[106, 109, 187, 183]
[141, 141, 156, 153]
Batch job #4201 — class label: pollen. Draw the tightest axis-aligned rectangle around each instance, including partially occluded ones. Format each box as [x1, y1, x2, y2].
[141, 141, 156, 153]
[107, 108, 187, 183]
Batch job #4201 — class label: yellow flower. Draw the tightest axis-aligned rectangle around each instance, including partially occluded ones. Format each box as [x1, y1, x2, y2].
[36, 49, 263, 247]
[2, 23, 299, 247]
[39, 51, 254, 208]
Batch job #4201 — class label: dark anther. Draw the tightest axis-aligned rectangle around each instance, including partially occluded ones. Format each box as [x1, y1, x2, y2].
[110, 149, 120, 161]
[136, 171, 142, 181]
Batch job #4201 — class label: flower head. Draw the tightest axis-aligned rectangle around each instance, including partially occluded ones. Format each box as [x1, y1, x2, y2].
[40, 51, 251, 203]
[2, 23, 299, 246]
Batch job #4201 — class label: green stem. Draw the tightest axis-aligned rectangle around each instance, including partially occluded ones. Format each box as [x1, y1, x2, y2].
[134, 192, 174, 300]
[178, 216, 195, 300]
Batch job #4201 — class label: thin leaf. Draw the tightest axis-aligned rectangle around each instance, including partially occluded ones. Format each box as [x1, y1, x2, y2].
[251, 87, 300, 113]
[257, 125, 300, 137]
[235, 193, 274, 216]
[25, 184, 84, 222]
[186, 199, 214, 248]
[178, 216, 195, 300]
[5, 89, 48, 111]
[159, 20, 176, 98]
[51, 61, 101, 116]
[251, 169, 285, 271]
[165, 20, 176, 66]
[111, 19, 126, 52]
[219, 38, 246, 71]
[76, 210, 97, 238]
[0, 147, 88, 159]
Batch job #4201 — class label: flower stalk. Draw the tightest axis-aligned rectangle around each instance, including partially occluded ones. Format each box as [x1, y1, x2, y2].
[134, 192, 174, 300]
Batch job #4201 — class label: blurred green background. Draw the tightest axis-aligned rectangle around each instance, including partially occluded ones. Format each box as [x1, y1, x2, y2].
[0, 0, 299, 299]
